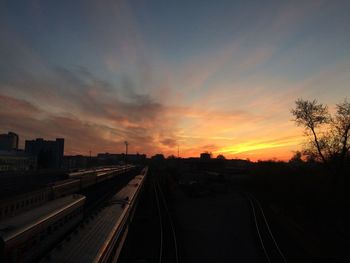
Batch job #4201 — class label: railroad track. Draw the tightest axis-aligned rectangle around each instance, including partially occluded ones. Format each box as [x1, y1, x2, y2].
[243, 192, 288, 263]
[153, 180, 179, 263]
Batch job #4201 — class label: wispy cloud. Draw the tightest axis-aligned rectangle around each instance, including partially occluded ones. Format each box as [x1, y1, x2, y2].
[1, 0, 349, 160]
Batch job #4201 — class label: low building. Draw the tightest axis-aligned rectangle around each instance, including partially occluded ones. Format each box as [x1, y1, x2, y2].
[63, 155, 89, 170]
[97, 152, 147, 165]
[151, 154, 165, 161]
[200, 152, 212, 160]
[97, 153, 120, 165]
[0, 150, 37, 172]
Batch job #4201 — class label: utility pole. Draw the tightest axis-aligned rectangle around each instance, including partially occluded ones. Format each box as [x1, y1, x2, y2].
[124, 141, 128, 171]
[177, 145, 179, 159]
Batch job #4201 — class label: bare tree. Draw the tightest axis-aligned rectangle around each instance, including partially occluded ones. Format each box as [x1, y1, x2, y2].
[291, 99, 330, 163]
[331, 100, 350, 161]
[216, 154, 226, 160]
[291, 99, 350, 163]
[289, 151, 303, 164]
[291, 98, 350, 193]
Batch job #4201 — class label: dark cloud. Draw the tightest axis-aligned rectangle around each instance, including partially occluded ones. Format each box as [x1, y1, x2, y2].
[0, 50, 177, 156]
[0, 95, 40, 116]
[0, 25, 175, 149]
[0, 94, 173, 155]
[0, 10, 178, 157]
[160, 138, 178, 148]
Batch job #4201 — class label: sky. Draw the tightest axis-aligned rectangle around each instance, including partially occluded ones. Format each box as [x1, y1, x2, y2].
[0, 0, 349, 160]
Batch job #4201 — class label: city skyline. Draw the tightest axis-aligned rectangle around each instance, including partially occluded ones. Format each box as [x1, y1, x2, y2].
[1, 1, 350, 160]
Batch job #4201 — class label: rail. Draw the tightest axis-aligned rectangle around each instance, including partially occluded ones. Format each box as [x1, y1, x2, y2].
[243, 192, 288, 263]
[154, 180, 179, 263]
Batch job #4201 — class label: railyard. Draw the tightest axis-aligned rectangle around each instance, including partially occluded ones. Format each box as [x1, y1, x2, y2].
[1, 162, 349, 263]
[0, 165, 146, 262]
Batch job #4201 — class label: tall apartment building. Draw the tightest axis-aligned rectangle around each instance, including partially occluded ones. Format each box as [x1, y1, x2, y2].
[0, 132, 19, 151]
[25, 138, 64, 169]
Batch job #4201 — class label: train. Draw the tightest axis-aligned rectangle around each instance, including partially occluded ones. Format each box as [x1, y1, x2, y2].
[41, 167, 149, 263]
[0, 166, 147, 263]
[0, 165, 136, 221]
[51, 165, 135, 199]
[0, 194, 86, 263]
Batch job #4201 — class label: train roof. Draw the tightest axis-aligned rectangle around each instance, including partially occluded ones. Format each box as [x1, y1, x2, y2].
[68, 170, 95, 177]
[113, 174, 145, 202]
[43, 174, 146, 262]
[68, 165, 127, 177]
[50, 178, 78, 187]
[0, 194, 86, 243]
[94, 166, 130, 177]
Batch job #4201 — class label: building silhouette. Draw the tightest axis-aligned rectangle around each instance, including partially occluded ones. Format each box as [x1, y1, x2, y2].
[200, 152, 212, 160]
[0, 150, 37, 171]
[0, 132, 37, 171]
[63, 155, 89, 170]
[97, 152, 146, 165]
[0, 132, 19, 151]
[25, 138, 64, 169]
[151, 154, 165, 161]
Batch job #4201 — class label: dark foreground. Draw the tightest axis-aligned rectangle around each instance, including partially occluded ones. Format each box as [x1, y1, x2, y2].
[120, 163, 349, 263]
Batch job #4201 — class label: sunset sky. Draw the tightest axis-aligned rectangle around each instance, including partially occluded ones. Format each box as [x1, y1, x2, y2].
[1, 0, 349, 160]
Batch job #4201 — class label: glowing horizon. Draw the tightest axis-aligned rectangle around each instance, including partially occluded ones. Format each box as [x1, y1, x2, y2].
[1, 1, 350, 161]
